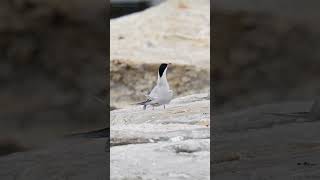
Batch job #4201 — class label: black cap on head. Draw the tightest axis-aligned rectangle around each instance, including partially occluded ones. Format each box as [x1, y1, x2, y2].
[159, 63, 168, 77]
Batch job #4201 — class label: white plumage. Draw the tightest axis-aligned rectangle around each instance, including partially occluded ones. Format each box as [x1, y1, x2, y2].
[138, 63, 173, 110]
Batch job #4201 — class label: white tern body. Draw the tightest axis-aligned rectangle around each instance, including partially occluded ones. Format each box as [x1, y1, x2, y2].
[138, 63, 173, 110]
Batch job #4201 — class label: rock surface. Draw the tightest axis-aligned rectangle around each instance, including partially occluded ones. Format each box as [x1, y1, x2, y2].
[213, 100, 320, 179]
[110, 93, 210, 179]
[110, 0, 210, 108]
[0, 93, 209, 180]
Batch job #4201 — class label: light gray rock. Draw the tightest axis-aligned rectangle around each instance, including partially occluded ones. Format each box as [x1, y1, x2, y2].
[110, 93, 210, 179]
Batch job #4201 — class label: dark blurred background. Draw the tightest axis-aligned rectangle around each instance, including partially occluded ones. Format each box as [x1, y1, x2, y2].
[0, 0, 107, 156]
[213, 0, 320, 113]
[110, 0, 163, 19]
[0, 0, 167, 157]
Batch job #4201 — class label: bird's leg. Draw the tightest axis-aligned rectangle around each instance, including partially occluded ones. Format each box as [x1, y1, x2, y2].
[163, 105, 165, 109]
[153, 106, 154, 110]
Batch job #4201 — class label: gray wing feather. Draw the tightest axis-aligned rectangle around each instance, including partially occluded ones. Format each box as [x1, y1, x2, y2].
[137, 98, 152, 105]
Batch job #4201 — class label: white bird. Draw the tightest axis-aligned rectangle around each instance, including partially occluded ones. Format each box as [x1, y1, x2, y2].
[137, 63, 173, 110]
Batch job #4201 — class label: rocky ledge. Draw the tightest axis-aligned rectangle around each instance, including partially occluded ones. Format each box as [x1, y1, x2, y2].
[110, 93, 210, 179]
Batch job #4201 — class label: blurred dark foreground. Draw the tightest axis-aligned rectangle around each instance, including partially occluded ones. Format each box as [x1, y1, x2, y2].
[0, 0, 107, 155]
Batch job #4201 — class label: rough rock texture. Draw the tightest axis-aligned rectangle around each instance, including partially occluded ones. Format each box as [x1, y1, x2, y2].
[110, 93, 210, 179]
[213, 100, 320, 179]
[0, 138, 108, 180]
[110, 0, 210, 108]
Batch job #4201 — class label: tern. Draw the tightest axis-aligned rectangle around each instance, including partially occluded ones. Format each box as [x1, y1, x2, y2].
[137, 63, 173, 110]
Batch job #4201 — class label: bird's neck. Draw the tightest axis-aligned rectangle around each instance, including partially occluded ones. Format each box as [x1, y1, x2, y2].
[158, 74, 169, 88]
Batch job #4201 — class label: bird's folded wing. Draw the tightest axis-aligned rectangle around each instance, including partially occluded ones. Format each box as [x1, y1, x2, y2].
[149, 85, 159, 97]
[144, 94, 158, 100]
[136, 95, 158, 105]
[137, 99, 152, 105]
